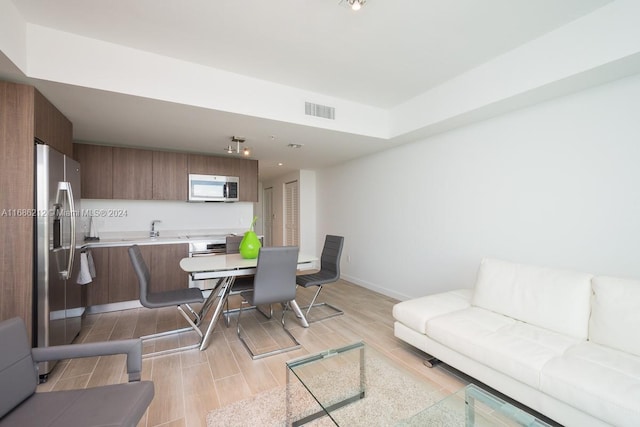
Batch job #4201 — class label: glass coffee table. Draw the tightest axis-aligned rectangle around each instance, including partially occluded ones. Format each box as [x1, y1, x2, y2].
[402, 384, 554, 426]
[286, 341, 553, 426]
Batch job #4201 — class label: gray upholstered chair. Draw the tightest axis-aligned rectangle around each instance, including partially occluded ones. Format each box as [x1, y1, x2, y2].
[295, 235, 344, 322]
[0, 317, 154, 427]
[128, 244, 205, 356]
[224, 235, 271, 325]
[236, 246, 301, 359]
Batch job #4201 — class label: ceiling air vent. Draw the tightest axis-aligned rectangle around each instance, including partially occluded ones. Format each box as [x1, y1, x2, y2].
[305, 102, 335, 120]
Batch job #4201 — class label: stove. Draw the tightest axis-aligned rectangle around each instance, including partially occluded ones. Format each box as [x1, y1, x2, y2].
[187, 236, 228, 289]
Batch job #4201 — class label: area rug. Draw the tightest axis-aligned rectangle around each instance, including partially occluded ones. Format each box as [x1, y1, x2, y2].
[207, 352, 453, 426]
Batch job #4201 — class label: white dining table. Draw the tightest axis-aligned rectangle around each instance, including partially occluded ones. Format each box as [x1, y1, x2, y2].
[179, 252, 317, 350]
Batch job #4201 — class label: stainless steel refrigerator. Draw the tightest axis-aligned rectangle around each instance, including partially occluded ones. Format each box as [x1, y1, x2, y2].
[35, 143, 83, 378]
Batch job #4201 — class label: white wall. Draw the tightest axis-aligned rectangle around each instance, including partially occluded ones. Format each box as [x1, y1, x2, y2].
[318, 72, 640, 300]
[299, 170, 317, 257]
[80, 199, 254, 236]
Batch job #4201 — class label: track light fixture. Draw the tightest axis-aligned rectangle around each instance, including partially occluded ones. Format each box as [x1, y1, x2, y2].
[224, 136, 250, 157]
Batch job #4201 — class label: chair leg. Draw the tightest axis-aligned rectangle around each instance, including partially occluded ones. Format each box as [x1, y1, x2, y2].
[177, 305, 203, 338]
[223, 297, 265, 327]
[256, 304, 273, 320]
[141, 304, 202, 358]
[183, 303, 202, 326]
[302, 285, 344, 322]
[237, 301, 300, 360]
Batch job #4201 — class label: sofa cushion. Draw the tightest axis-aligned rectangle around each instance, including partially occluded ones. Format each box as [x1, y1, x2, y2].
[540, 342, 640, 427]
[392, 289, 471, 334]
[590, 276, 640, 357]
[427, 307, 582, 389]
[471, 258, 593, 339]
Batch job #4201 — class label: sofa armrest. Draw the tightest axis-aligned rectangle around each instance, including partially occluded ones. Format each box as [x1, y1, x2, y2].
[31, 339, 143, 382]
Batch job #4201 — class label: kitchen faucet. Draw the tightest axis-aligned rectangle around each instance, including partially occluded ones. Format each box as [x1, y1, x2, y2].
[150, 220, 161, 238]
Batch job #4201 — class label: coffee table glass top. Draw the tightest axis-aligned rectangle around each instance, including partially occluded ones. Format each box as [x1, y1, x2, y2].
[285, 341, 448, 426]
[285, 341, 554, 426]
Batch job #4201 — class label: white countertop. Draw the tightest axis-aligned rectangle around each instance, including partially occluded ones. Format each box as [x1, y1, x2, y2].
[81, 228, 247, 248]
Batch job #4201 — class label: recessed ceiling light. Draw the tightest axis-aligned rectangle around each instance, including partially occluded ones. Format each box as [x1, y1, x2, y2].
[342, 0, 366, 11]
[278, 162, 283, 166]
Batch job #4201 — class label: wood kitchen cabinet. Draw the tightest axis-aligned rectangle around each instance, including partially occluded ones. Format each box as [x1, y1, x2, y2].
[152, 151, 188, 200]
[188, 153, 233, 176]
[0, 81, 72, 337]
[188, 154, 258, 202]
[74, 144, 113, 199]
[235, 157, 259, 202]
[74, 144, 258, 202]
[103, 243, 188, 304]
[108, 245, 149, 303]
[34, 90, 73, 157]
[83, 248, 110, 306]
[149, 244, 189, 293]
[112, 147, 153, 199]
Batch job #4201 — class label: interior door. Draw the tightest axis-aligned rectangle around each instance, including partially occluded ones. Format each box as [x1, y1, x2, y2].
[284, 180, 299, 246]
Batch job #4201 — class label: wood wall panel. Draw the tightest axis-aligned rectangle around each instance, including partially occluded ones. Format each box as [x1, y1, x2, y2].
[0, 82, 35, 336]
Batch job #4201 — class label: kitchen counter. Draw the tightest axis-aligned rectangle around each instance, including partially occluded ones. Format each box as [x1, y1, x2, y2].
[80, 229, 246, 249]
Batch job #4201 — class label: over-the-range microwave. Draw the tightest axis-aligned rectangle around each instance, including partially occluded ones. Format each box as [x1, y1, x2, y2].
[188, 174, 239, 202]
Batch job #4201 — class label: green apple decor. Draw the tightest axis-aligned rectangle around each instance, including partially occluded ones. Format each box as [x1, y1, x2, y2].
[239, 216, 261, 259]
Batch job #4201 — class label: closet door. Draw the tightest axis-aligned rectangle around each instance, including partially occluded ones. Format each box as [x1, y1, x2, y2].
[284, 180, 299, 246]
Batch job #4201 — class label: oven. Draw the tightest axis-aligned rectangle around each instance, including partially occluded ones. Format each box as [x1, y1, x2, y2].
[188, 238, 227, 289]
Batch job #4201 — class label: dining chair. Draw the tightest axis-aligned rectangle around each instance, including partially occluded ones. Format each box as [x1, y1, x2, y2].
[0, 317, 154, 427]
[223, 235, 271, 325]
[128, 244, 206, 357]
[236, 246, 301, 359]
[296, 235, 344, 322]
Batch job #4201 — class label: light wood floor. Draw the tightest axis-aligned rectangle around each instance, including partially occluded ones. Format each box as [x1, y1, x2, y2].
[37, 280, 468, 427]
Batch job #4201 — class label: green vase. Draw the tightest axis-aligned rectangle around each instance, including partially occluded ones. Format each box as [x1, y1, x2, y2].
[239, 216, 261, 259]
[239, 231, 261, 259]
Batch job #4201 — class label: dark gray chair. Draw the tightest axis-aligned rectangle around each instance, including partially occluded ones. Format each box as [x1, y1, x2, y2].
[224, 235, 270, 325]
[236, 246, 301, 359]
[0, 317, 154, 427]
[296, 235, 344, 322]
[128, 244, 206, 356]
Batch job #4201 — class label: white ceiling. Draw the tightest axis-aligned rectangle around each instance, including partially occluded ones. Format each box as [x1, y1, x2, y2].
[1, 0, 613, 180]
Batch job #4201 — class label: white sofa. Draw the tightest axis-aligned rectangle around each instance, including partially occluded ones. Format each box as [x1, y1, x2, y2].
[393, 258, 640, 427]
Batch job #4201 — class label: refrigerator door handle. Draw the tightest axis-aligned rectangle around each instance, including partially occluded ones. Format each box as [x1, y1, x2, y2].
[57, 181, 77, 280]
